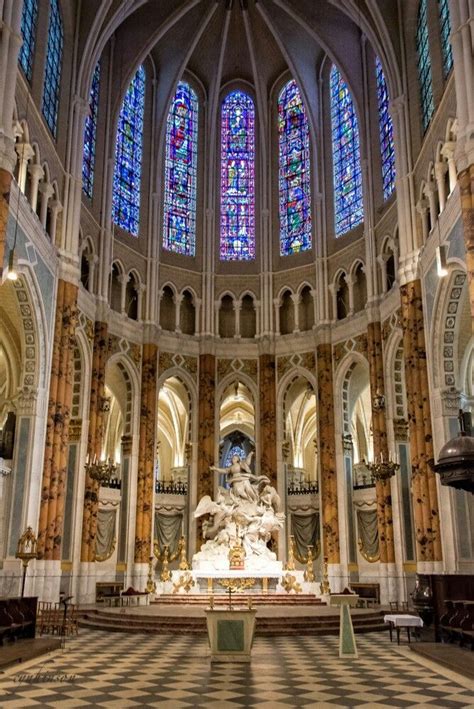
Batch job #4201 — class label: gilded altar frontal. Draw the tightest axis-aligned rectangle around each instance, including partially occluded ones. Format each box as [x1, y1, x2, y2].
[0, 1, 473, 705]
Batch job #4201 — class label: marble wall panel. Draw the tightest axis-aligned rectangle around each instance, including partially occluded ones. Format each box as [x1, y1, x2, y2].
[196, 354, 216, 546]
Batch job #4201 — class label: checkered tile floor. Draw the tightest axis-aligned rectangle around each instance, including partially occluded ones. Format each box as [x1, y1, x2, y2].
[0, 631, 472, 707]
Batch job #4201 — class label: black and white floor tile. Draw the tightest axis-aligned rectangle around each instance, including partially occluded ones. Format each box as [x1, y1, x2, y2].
[0, 631, 472, 707]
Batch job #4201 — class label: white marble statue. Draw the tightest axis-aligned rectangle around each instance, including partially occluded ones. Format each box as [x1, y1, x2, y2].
[192, 453, 284, 572]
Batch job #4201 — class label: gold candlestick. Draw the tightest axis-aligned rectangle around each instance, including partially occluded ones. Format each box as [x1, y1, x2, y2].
[160, 545, 171, 582]
[285, 535, 296, 570]
[146, 555, 157, 594]
[178, 536, 189, 570]
[320, 557, 331, 595]
[304, 545, 315, 582]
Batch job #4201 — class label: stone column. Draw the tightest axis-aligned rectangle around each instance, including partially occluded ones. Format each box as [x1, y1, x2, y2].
[400, 280, 442, 565]
[367, 321, 395, 565]
[27, 164, 44, 214]
[196, 353, 216, 545]
[316, 342, 340, 566]
[259, 354, 277, 487]
[14, 142, 34, 193]
[117, 435, 133, 566]
[441, 142, 457, 194]
[458, 164, 474, 329]
[134, 344, 158, 563]
[38, 181, 54, 229]
[37, 279, 78, 560]
[291, 294, 300, 332]
[80, 322, 109, 562]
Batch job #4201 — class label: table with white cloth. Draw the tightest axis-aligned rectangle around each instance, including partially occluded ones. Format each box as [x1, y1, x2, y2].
[384, 613, 423, 644]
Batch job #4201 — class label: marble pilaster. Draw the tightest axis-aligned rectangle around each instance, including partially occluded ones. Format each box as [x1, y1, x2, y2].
[259, 354, 277, 486]
[37, 279, 78, 560]
[316, 343, 340, 564]
[196, 353, 216, 545]
[400, 280, 442, 563]
[134, 344, 158, 563]
[367, 321, 395, 564]
[80, 322, 109, 562]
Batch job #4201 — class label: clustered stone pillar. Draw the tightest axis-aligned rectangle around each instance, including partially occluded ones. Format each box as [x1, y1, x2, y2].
[367, 321, 395, 565]
[134, 343, 158, 563]
[259, 354, 277, 487]
[80, 322, 109, 562]
[400, 280, 442, 564]
[196, 353, 216, 546]
[316, 342, 340, 566]
[37, 279, 78, 559]
[459, 165, 474, 331]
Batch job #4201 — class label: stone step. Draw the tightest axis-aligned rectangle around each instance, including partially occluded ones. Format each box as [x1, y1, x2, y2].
[77, 609, 387, 636]
[153, 594, 324, 606]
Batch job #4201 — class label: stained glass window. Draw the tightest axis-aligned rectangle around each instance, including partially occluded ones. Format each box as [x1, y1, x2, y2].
[224, 445, 246, 468]
[416, 0, 434, 132]
[375, 56, 396, 200]
[19, 0, 38, 82]
[220, 91, 255, 261]
[82, 63, 100, 199]
[42, 0, 63, 137]
[112, 65, 145, 237]
[163, 82, 198, 256]
[278, 80, 312, 256]
[439, 0, 453, 78]
[330, 65, 363, 237]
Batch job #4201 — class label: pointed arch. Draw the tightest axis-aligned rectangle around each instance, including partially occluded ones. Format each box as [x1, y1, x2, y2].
[162, 81, 199, 256]
[330, 64, 363, 236]
[220, 90, 255, 261]
[112, 64, 146, 236]
[278, 79, 312, 255]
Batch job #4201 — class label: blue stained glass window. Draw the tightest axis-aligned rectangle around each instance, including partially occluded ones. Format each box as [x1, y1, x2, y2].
[82, 63, 100, 199]
[112, 65, 145, 237]
[439, 0, 453, 78]
[19, 0, 38, 82]
[163, 82, 198, 256]
[42, 0, 63, 137]
[330, 65, 363, 237]
[220, 91, 255, 261]
[375, 56, 396, 200]
[224, 445, 247, 468]
[416, 0, 434, 132]
[278, 80, 312, 256]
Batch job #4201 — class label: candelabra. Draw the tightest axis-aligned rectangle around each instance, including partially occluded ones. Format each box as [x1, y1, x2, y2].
[366, 454, 399, 482]
[285, 535, 296, 571]
[304, 545, 315, 582]
[320, 557, 331, 596]
[146, 556, 157, 594]
[160, 545, 171, 582]
[85, 456, 117, 485]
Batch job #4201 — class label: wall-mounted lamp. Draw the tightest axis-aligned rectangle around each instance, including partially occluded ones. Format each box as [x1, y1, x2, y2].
[6, 248, 18, 281]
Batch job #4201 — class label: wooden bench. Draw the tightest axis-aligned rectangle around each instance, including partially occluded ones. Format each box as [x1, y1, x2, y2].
[440, 600, 474, 649]
[0, 597, 37, 645]
[349, 583, 380, 607]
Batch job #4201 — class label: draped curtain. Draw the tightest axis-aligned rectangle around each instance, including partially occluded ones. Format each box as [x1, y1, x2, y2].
[356, 509, 379, 561]
[154, 510, 183, 560]
[96, 508, 117, 561]
[290, 512, 320, 562]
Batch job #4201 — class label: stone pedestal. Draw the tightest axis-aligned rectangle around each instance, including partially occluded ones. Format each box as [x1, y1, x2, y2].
[205, 608, 257, 662]
[330, 593, 359, 658]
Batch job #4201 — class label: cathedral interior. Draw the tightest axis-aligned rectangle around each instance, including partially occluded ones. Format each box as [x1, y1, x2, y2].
[0, 0, 474, 702]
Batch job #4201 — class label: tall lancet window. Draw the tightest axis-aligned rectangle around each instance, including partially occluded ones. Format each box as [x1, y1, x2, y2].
[42, 0, 63, 137]
[112, 65, 145, 236]
[375, 57, 396, 200]
[278, 79, 312, 256]
[439, 0, 453, 78]
[82, 63, 101, 199]
[163, 81, 198, 256]
[220, 91, 255, 261]
[19, 0, 38, 82]
[330, 65, 363, 236]
[416, 0, 434, 132]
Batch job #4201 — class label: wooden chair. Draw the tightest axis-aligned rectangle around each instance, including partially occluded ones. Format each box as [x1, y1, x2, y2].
[389, 601, 399, 612]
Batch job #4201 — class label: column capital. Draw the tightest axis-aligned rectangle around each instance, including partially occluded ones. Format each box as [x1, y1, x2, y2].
[28, 163, 44, 180]
[14, 142, 35, 162]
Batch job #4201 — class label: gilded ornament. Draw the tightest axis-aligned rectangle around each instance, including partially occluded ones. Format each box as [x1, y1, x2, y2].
[281, 572, 302, 594]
